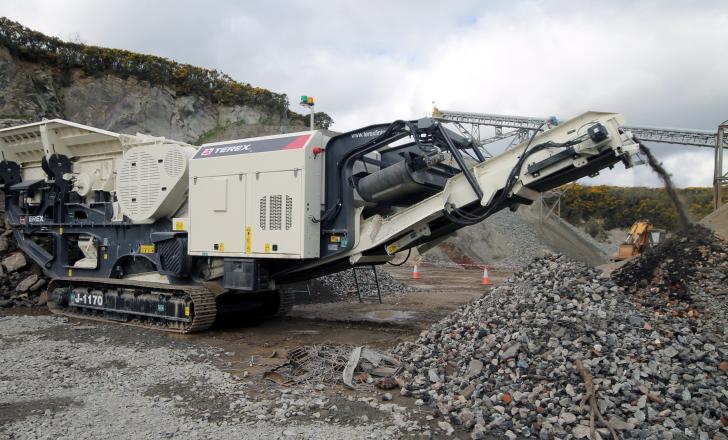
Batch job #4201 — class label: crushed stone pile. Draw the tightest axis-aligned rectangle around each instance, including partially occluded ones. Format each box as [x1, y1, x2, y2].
[613, 224, 727, 299]
[421, 204, 610, 270]
[316, 267, 418, 301]
[393, 251, 727, 439]
[421, 208, 550, 269]
[701, 203, 728, 240]
[0, 217, 50, 309]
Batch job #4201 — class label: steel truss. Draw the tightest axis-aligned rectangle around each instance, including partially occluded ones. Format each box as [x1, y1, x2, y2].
[433, 108, 728, 210]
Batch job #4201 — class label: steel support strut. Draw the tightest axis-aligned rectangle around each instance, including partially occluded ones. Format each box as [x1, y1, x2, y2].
[715, 122, 728, 209]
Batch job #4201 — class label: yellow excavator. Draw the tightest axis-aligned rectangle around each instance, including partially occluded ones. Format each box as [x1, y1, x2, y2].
[611, 220, 662, 261]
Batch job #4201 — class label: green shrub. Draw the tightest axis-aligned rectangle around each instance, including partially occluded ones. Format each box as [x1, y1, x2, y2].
[560, 184, 725, 232]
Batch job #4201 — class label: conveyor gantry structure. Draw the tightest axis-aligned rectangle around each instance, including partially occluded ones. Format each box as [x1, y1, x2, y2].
[433, 108, 728, 209]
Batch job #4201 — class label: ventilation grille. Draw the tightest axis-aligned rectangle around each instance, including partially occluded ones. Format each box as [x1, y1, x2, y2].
[285, 196, 293, 230]
[164, 149, 185, 177]
[259, 197, 267, 230]
[258, 194, 293, 232]
[269, 195, 282, 230]
[117, 150, 159, 217]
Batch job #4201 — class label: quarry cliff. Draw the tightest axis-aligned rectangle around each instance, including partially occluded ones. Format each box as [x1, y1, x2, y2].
[0, 17, 328, 142]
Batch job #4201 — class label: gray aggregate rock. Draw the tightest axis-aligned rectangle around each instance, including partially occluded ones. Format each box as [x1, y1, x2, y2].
[316, 267, 418, 301]
[0, 316, 416, 439]
[393, 248, 727, 438]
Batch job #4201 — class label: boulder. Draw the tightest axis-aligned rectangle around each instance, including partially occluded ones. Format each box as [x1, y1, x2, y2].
[29, 277, 46, 292]
[16, 274, 38, 292]
[2, 252, 26, 273]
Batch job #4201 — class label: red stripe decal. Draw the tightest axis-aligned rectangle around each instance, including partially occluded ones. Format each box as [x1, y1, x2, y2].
[282, 134, 311, 150]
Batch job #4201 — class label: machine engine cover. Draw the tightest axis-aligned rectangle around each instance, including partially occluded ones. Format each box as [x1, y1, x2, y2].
[116, 144, 196, 223]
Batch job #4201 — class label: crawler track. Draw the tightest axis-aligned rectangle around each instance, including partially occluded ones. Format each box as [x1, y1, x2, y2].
[271, 290, 295, 318]
[47, 277, 217, 333]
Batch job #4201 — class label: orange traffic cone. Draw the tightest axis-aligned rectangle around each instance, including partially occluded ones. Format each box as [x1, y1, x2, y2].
[412, 264, 420, 279]
[481, 265, 491, 285]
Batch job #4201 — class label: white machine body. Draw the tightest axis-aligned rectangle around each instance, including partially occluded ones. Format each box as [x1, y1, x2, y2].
[115, 144, 196, 223]
[185, 131, 327, 259]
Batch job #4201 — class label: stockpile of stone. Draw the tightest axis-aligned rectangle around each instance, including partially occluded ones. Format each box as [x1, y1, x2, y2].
[613, 224, 727, 300]
[0, 217, 50, 308]
[316, 267, 418, 301]
[393, 250, 727, 439]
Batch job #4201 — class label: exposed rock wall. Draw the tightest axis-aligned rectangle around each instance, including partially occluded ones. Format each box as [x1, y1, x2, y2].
[0, 46, 305, 143]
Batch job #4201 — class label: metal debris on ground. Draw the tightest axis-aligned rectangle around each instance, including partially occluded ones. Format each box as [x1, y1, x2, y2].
[264, 345, 400, 389]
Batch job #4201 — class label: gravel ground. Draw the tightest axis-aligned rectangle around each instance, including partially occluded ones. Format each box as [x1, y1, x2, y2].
[0, 315, 421, 440]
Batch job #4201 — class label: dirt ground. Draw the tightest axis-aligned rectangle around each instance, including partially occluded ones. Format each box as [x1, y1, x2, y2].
[0, 266, 510, 439]
[176, 266, 509, 391]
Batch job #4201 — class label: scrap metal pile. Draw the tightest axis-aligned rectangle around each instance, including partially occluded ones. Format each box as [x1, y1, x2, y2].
[392, 227, 727, 439]
[265, 345, 401, 389]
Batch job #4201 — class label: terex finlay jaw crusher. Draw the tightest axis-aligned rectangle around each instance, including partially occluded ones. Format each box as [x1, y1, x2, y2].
[0, 112, 641, 332]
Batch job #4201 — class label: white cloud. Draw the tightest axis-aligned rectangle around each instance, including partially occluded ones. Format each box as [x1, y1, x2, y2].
[1, 0, 726, 187]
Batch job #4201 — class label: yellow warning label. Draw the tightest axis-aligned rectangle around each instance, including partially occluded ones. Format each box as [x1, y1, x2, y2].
[330, 235, 341, 243]
[174, 221, 185, 231]
[67, 268, 73, 277]
[264, 243, 270, 253]
[386, 244, 399, 254]
[184, 306, 190, 317]
[59, 227, 64, 235]
[140, 244, 155, 254]
[245, 226, 251, 254]
[103, 253, 108, 260]
[219, 243, 225, 252]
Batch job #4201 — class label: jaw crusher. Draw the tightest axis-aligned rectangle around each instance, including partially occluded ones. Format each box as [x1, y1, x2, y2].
[0, 112, 641, 332]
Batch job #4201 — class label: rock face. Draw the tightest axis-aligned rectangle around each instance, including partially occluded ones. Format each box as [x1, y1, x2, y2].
[394, 233, 727, 439]
[0, 47, 306, 144]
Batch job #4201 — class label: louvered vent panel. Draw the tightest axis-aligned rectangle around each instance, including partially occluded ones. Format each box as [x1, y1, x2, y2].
[269, 195, 282, 230]
[164, 149, 185, 177]
[285, 195, 293, 230]
[259, 197, 267, 230]
[117, 150, 160, 217]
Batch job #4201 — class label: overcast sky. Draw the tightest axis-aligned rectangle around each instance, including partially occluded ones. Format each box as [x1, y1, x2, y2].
[2, 0, 727, 187]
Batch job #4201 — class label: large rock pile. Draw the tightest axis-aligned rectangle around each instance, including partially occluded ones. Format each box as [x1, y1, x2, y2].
[393, 245, 727, 439]
[613, 224, 727, 300]
[422, 204, 610, 270]
[316, 267, 418, 301]
[0, 218, 49, 308]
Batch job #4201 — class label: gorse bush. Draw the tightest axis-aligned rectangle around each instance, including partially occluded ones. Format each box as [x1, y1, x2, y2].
[560, 184, 721, 231]
[0, 17, 333, 129]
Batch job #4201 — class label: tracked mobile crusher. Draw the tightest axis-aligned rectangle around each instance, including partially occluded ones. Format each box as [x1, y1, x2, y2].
[0, 113, 642, 332]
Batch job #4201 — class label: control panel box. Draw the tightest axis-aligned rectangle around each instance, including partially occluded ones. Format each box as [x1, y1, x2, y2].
[188, 131, 326, 259]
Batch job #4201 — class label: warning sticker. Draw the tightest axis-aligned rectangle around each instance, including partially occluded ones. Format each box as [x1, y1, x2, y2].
[245, 226, 251, 254]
